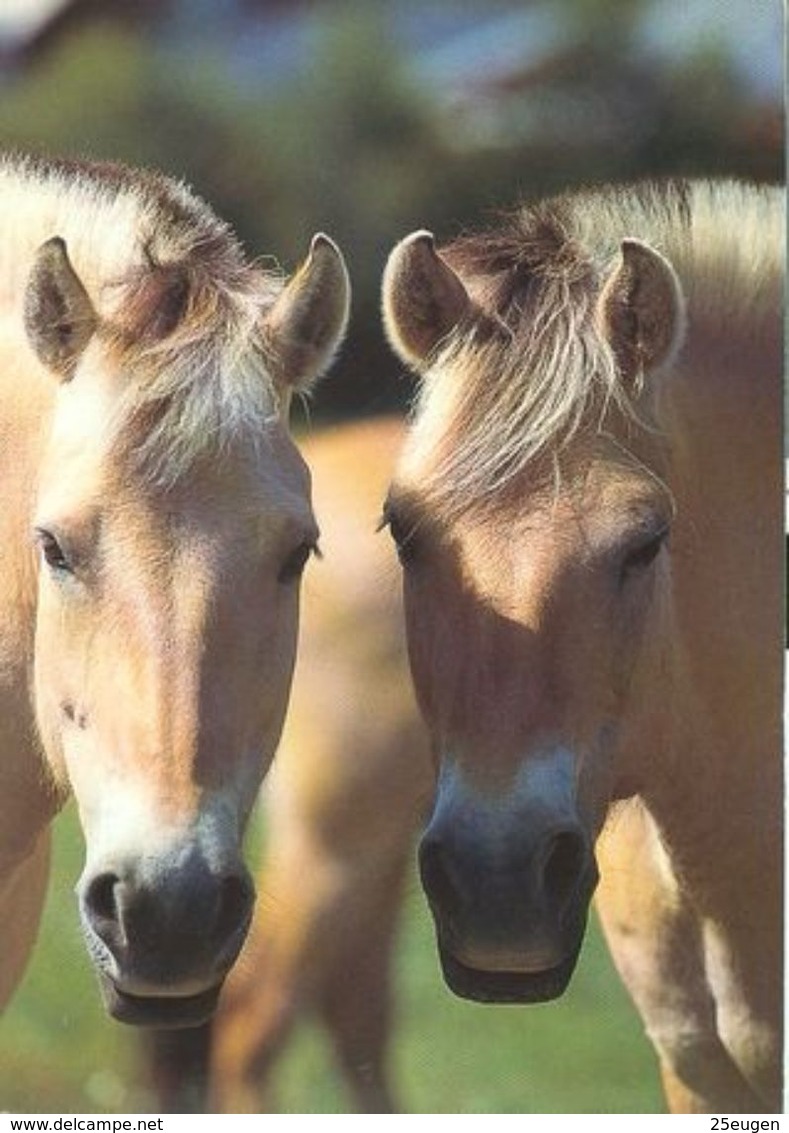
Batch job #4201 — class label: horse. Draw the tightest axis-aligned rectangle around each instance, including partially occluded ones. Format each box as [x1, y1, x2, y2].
[380, 179, 783, 1113]
[147, 415, 432, 1112]
[0, 152, 350, 1029]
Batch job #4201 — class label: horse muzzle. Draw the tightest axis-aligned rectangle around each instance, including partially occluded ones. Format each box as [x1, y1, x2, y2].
[95, 973, 225, 1029]
[77, 850, 255, 1029]
[436, 938, 585, 1005]
[418, 796, 599, 1005]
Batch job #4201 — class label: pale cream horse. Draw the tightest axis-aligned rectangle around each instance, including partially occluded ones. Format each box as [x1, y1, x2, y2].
[381, 180, 783, 1113]
[0, 153, 349, 1028]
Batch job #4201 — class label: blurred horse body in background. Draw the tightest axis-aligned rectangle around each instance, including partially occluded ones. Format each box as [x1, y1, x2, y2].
[0, 153, 349, 1027]
[382, 179, 783, 1113]
[151, 416, 431, 1112]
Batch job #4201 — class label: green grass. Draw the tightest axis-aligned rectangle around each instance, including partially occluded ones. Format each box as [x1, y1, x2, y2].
[0, 804, 664, 1114]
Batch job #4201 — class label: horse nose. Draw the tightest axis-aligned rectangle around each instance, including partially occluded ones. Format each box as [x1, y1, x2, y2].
[80, 857, 255, 987]
[419, 817, 595, 952]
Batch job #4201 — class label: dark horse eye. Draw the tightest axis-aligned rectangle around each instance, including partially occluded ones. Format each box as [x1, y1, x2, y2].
[35, 528, 72, 574]
[620, 528, 669, 582]
[380, 502, 419, 566]
[278, 541, 315, 584]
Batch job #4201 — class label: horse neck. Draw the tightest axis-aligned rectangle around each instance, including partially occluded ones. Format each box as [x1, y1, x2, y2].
[636, 276, 782, 931]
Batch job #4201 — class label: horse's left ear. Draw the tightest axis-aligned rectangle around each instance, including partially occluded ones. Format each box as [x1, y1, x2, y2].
[263, 233, 350, 393]
[598, 238, 686, 384]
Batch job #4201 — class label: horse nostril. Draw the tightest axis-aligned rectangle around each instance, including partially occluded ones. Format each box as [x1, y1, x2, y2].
[419, 833, 459, 912]
[215, 871, 254, 942]
[542, 830, 586, 914]
[83, 871, 121, 931]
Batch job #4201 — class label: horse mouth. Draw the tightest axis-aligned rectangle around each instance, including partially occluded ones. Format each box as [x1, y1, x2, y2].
[437, 940, 582, 1004]
[97, 973, 222, 1029]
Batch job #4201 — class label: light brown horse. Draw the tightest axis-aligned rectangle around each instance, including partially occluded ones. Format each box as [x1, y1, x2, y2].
[0, 153, 350, 1028]
[381, 180, 783, 1113]
[149, 415, 431, 1112]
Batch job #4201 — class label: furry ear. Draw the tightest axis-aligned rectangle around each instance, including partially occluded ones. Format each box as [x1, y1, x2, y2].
[263, 234, 350, 392]
[597, 238, 686, 385]
[24, 237, 98, 379]
[382, 230, 472, 370]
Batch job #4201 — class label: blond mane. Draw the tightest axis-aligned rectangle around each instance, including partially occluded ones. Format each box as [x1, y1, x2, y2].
[405, 179, 783, 516]
[0, 153, 286, 484]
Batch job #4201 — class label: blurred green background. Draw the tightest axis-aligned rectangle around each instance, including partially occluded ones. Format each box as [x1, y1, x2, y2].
[0, 0, 782, 1114]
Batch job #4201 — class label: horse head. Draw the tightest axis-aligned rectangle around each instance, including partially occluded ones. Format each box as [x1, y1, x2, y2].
[381, 221, 686, 1003]
[26, 230, 349, 1027]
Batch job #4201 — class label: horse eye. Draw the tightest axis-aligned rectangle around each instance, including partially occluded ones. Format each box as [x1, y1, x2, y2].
[35, 528, 72, 574]
[380, 504, 419, 566]
[278, 540, 316, 584]
[620, 528, 669, 581]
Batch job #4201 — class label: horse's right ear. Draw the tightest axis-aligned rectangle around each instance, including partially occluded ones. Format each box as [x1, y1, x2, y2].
[24, 237, 98, 379]
[382, 231, 472, 370]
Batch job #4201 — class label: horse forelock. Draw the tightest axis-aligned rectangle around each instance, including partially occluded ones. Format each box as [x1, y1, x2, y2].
[104, 244, 284, 487]
[402, 178, 779, 522]
[404, 194, 635, 519]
